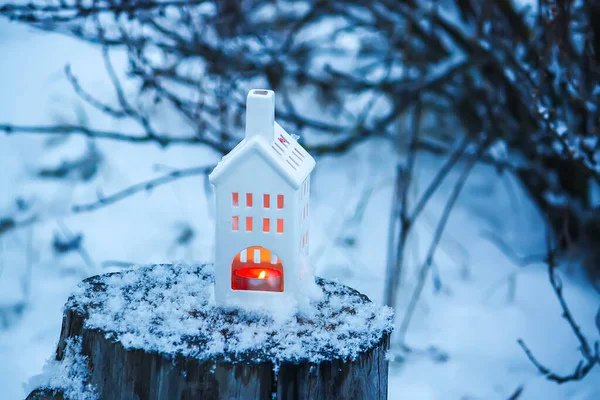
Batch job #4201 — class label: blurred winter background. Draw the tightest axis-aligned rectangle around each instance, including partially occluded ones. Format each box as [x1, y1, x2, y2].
[1, 0, 600, 399]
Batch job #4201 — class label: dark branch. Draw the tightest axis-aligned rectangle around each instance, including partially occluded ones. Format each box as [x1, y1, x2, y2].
[0, 124, 229, 152]
[517, 238, 599, 383]
[72, 165, 214, 213]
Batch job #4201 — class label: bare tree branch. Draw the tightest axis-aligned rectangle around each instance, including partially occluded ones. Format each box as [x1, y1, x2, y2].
[72, 165, 214, 213]
[398, 137, 491, 341]
[385, 99, 423, 307]
[517, 234, 600, 383]
[0, 124, 229, 151]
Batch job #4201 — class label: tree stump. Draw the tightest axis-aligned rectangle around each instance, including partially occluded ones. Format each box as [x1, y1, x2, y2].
[26, 263, 393, 400]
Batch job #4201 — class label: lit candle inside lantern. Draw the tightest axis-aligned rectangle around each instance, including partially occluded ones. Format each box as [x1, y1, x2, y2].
[234, 267, 282, 292]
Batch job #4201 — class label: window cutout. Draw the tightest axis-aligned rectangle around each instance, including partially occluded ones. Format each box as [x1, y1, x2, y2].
[277, 218, 284, 233]
[232, 193, 239, 207]
[305, 231, 308, 246]
[277, 194, 284, 209]
[254, 248, 261, 263]
[263, 194, 270, 208]
[231, 246, 284, 292]
[246, 217, 253, 231]
[232, 216, 239, 231]
[263, 218, 270, 232]
[246, 193, 253, 207]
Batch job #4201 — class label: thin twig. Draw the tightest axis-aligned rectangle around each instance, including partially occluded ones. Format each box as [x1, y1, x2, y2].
[480, 230, 546, 267]
[0, 0, 208, 20]
[65, 65, 128, 119]
[398, 138, 490, 341]
[0, 124, 227, 151]
[517, 233, 600, 383]
[384, 99, 422, 307]
[507, 385, 524, 400]
[409, 135, 472, 223]
[72, 165, 213, 213]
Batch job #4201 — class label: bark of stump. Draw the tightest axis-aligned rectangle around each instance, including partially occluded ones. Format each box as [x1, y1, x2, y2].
[27, 264, 391, 400]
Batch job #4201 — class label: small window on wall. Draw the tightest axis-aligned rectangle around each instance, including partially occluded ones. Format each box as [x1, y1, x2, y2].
[246, 217, 253, 232]
[263, 218, 270, 232]
[246, 193, 253, 207]
[232, 216, 239, 231]
[232, 193, 239, 207]
[277, 219, 284, 233]
[263, 194, 270, 208]
[277, 194, 284, 209]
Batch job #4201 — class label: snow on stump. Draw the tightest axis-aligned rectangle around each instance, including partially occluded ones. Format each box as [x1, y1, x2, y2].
[26, 263, 393, 400]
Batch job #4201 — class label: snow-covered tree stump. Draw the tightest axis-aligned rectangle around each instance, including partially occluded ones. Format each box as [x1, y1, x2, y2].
[26, 263, 393, 400]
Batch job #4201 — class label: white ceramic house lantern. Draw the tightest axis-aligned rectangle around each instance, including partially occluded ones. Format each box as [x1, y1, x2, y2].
[209, 89, 316, 308]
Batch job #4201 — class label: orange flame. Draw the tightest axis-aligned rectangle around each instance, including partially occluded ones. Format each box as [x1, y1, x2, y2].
[258, 270, 267, 279]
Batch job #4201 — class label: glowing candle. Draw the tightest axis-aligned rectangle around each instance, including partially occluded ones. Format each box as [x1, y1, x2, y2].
[233, 267, 282, 292]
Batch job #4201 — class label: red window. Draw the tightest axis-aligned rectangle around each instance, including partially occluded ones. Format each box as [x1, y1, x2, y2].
[246, 217, 253, 231]
[277, 219, 284, 233]
[263, 218, 270, 232]
[232, 216, 239, 231]
[246, 193, 253, 207]
[263, 194, 270, 208]
[277, 194, 284, 209]
[232, 192, 239, 207]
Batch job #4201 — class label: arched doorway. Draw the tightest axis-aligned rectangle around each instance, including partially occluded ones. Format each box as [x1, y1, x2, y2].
[231, 246, 284, 292]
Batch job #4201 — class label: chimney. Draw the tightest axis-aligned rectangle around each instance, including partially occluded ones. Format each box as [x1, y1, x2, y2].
[245, 89, 275, 141]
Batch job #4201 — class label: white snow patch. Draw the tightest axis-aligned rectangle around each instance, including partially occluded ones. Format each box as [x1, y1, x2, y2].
[26, 337, 97, 400]
[543, 190, 568, 206]
[71, 262, 393, 365]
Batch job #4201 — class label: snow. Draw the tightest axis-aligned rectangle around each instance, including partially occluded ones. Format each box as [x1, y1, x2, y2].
[26, 337, 97, 400]
[67, 262, 392, 365]
[543, 190, 568, 207]
[0, 14, 599, 400]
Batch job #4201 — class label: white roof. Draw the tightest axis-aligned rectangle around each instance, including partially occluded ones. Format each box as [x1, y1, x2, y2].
[210, 90, 315, 189]
[209, 122, 315, 190]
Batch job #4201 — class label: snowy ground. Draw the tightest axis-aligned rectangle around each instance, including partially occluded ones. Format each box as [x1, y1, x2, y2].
[1, 19, 599, 400]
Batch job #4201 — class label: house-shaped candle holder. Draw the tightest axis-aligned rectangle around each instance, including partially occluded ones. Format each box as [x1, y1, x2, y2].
[209, 89, 316, 308]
